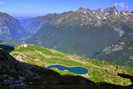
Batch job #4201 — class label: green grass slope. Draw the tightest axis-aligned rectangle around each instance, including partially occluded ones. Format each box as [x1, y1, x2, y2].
[9, 44, 133, 86]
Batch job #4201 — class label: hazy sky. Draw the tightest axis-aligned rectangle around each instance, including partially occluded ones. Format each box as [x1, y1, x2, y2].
[0, 0, 133, 17]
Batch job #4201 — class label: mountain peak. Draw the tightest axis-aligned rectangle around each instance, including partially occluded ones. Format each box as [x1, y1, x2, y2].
[0, 12, 12, 18]
[77, 8, 91, 13]
[102, 7, 119, 16]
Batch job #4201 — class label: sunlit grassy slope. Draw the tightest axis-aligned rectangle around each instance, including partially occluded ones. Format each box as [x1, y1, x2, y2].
[7, 43, 133, 86]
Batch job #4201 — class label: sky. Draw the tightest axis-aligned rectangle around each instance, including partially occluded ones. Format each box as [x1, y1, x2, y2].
[0, 0, 133, 17]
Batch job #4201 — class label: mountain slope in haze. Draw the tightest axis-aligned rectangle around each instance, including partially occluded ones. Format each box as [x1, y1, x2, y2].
[96, 38, 133, 68]
[19, 14, 60, 38]
[19, 18, 43, 37]
[0, 12, 27, 42]
[27, 7, 133, 57]
[0, 43, 133, 89]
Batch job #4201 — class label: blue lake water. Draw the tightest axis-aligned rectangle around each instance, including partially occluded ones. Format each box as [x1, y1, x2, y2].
[0, 45, 15, 48]
[47, 64, 88, 74]
[0, 45, 15, 53]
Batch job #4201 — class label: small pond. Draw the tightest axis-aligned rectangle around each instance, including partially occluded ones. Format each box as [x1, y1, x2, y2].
[47, 64, 88, 74]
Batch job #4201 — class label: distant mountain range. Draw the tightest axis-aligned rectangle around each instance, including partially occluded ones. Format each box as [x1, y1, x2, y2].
[26, 7, 133, 58]
[1, 7, 133, 67]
